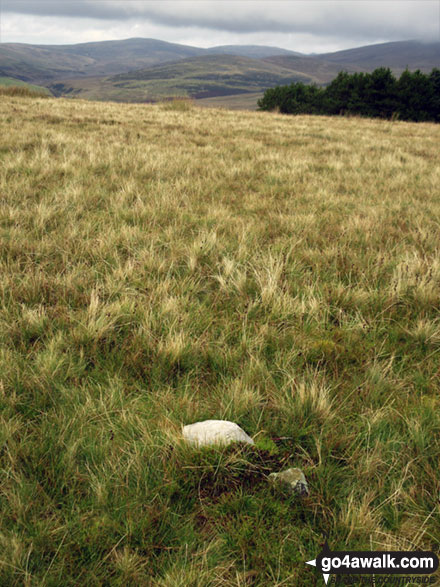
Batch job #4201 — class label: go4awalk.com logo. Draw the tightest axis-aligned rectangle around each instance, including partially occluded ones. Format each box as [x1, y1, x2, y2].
[306, 541, 439, 585]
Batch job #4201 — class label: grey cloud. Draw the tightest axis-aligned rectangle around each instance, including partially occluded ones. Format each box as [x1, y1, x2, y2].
[2, 1, 439, 42]
[2, 1, 135, 21]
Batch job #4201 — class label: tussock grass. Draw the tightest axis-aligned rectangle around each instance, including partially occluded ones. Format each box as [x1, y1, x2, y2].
[161, 97, 194, 112]
[0, 94, 439, 585]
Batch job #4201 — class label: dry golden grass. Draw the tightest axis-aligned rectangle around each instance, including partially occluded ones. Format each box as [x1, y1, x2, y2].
[0, 94, 439, 585]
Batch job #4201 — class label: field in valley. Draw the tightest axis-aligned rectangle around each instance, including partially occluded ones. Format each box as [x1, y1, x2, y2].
[195, 92, 263, 110]
[0, 94, 439, 585]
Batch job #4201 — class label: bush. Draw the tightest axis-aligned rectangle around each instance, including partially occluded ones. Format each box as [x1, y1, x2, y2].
[258, 68, 440, 122]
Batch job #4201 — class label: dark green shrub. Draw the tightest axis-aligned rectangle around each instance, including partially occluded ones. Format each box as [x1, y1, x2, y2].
[258, 68, 440, 122]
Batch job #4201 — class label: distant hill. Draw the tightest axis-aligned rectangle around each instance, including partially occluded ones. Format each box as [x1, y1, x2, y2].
[264, 41, 440, 85]
[0, 38, 206, 83]
[0, 38, 301, 84]
[49, 55, 313, 102]
[317, 41, 440, 74]
[1, 37, 438, 106]
[0, 44, 95, 83]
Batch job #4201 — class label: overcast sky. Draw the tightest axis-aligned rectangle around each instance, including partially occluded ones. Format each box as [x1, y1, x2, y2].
[1, 1, 439, 53]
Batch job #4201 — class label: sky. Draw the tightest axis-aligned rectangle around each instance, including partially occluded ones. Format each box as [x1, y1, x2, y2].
[1, 0, 439, 53]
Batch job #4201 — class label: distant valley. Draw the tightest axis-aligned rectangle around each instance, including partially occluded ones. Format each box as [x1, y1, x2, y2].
[0, 38, 438, 109]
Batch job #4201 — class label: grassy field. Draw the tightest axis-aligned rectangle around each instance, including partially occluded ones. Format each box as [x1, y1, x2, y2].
[195, 92, 264, 111]
[0, 94, 439, 586]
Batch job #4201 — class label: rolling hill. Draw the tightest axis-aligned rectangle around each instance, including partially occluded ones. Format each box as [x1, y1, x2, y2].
[0, 39, 205, 83]
[0, 37, 300, 84]
[48, 55, 314, 102]
[1, 37, 438, 107]
[317, 40, 440, 74]
[0, 43, 96, 83]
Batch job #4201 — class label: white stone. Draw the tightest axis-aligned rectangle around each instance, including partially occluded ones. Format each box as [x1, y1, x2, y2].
[182, 420, 255, 447]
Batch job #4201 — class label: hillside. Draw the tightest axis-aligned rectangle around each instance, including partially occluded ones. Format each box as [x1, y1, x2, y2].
[49, 55, 313, 101]
[262, 54, 367, 84]
[265, 41, 440, 85]
[0, 38, 205, 83]
[1, 38, 439, 106]
[0, 43, 96, 83]
[0, 37, 300, 84]
[1, 93, 439, 585]
[318, 40, 440, 74]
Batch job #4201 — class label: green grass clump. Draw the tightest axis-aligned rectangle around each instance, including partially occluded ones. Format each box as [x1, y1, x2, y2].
[0, 85, 50, 98]
[0, 94, 439, 585]
[0, 77, 51, 97]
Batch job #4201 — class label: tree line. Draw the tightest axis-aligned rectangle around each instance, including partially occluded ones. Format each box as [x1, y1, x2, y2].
[258, 68, 440, 122]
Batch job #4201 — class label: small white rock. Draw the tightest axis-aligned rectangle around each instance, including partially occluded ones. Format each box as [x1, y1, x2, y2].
[182, 420, 255, 447]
